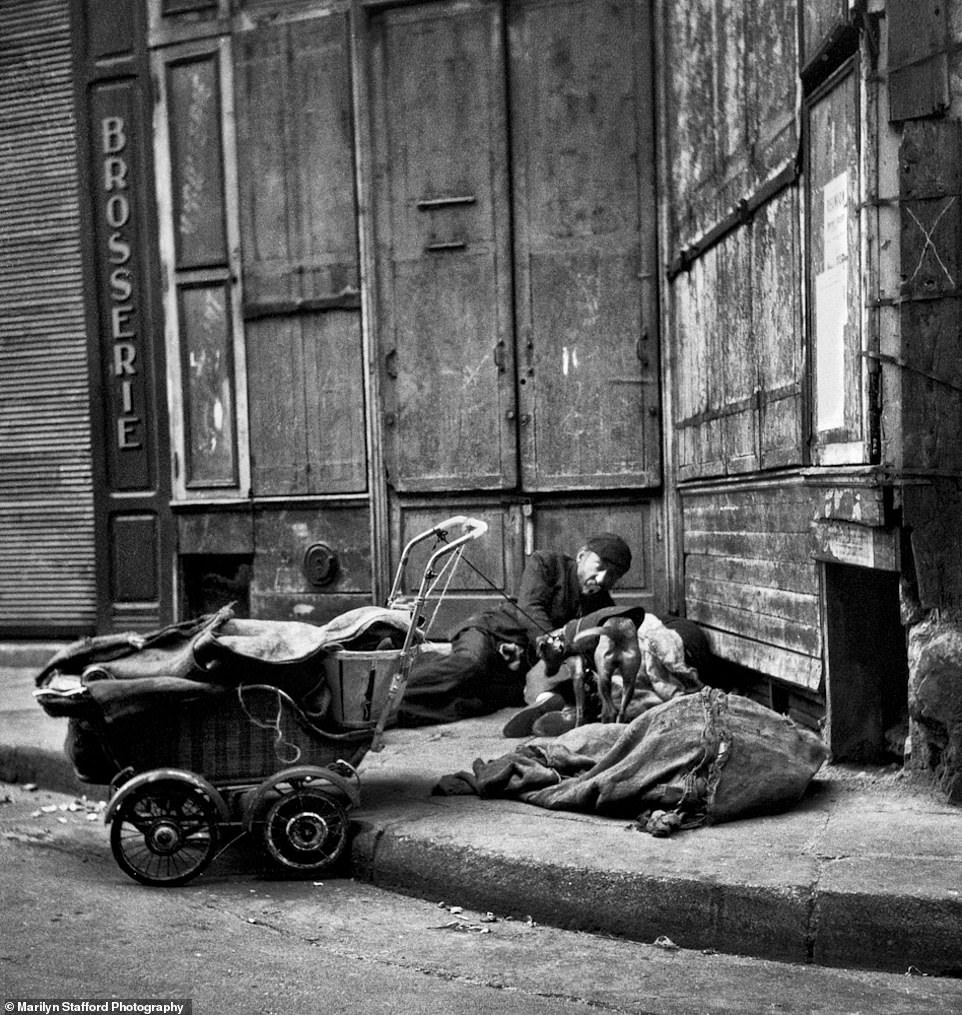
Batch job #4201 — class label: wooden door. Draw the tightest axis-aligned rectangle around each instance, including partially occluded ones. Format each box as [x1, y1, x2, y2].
[369, 0, 662, 614]
[369, 0, 517, 493]
[509, 0, 660, 490]
[234, 15, 366, 497]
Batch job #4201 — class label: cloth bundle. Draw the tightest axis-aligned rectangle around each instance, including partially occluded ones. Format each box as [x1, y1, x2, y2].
[435, 688, 828, 835]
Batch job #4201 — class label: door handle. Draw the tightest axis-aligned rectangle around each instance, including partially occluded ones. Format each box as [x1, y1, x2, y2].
[385, 348, 398, 379]
[417, 195, 477, 209]
[424, 240, 467, 252]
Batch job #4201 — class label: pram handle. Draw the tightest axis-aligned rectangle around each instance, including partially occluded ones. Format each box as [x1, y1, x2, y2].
[386, 515, 488, 609]
[373, 516, 487, 752]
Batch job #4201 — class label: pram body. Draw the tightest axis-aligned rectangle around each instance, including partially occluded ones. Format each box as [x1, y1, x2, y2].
[33, 517, 486, 886]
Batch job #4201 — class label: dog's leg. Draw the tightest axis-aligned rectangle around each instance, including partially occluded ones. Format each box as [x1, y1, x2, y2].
[616, 644, 641, 722]
[572, 656, 586, 727]
[594, 635, 618, 723]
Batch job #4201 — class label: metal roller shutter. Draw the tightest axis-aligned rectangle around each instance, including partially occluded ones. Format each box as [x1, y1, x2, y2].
[0, 0, 96, 634]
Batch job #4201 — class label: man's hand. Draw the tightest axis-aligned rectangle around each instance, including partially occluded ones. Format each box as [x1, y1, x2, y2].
[497, 642, 525, 671]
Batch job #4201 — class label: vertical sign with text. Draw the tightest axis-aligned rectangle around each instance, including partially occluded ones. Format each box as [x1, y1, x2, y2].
[90, 82, 152, 491]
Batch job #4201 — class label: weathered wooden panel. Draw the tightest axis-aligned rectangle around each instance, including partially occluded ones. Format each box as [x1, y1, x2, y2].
[245, 311, 365, 496]
[717, 229, 757, 474]
[687, 574, 819, 632]
[684, 528, 812, 560]
[800, 0, 846, 66]
[754, 189, 803, 468]
[524, 249, 655, 489]
[662, 0, 718, 242]
[904, 480, 962, 611]
[675, 224, 776, 480]
[900, 121, 962, 303]
[708, 629, 822, 691]
[85, 0, 134, 58]
[234, 14, 358, 305]
[662, 0, 798, 247]
[370, 0, 516, 492]
[245, 316, 304, 493]
[251, 506, 372, 623]
[810, 481, 887, 528]
[663, 1, 803, 483]
[392, 505, 509, 637]
[896, 121, 962, 478]
[396, 508, 508, 596]
[178, 509, 254, 554]
[682, 482, 824, 681]
[714, 0, 747, 200]
[684, 483, 816, 532]
[303, 312, 366, 494]
[110, 514, 158, 601]
[389, 255, 507, 490]
[674, 248, 727, 482]
[166, 52, 226, 269]
[900, 299, 962, 474]
[751, 0, 798, 177]
[887, 0, 949, 122]
[686, 553, 819, 598]
[687, 593, 820, 658]
[179, 283, 237, 486]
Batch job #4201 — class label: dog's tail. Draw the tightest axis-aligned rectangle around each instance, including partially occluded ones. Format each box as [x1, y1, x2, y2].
[571, 626, 606, 650]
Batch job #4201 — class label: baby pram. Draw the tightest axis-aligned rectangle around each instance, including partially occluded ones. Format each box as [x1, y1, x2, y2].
[33, 517, 487, 886]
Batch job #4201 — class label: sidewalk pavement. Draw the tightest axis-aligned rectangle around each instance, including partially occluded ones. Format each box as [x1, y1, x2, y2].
[2, 654, 961, 978]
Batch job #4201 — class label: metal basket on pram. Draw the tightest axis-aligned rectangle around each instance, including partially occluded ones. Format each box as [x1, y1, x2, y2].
[33, 516, 487, 886]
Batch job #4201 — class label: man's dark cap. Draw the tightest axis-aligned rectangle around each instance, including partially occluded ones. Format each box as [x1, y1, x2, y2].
[585, 533, 632, 576]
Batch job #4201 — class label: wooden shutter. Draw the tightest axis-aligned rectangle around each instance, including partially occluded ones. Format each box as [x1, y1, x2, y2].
[0, 0, 96, 633]
[665, 0, 802, 480]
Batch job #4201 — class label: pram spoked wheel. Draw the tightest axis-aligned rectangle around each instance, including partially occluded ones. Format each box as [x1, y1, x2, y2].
[108, 771, 223, 887]
[254, 769, 351, 873]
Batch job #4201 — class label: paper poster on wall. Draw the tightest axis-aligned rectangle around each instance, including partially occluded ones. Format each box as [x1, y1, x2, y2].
[815, 262, 846, 431]
[823, 171, 848, 269]
[815, 169, 849, 432]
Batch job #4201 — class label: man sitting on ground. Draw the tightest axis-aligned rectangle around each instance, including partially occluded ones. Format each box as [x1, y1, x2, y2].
[397, 533, 634, 728]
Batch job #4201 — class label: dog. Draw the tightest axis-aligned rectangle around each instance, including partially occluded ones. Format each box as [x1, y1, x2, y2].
[537, 616, 641, 726]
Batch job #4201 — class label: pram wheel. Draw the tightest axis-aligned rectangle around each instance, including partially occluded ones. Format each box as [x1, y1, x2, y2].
[109, 774, 220, 887]
[259, 774, 349, 873]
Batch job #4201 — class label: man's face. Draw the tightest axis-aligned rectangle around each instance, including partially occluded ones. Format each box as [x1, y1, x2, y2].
[575, 549, 622, 596]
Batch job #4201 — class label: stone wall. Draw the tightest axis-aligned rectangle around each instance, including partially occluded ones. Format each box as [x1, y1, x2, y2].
[907, 614, 962, 802]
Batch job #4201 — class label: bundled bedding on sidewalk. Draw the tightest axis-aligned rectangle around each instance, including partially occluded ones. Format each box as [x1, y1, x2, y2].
[434, 688, 828, 835]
